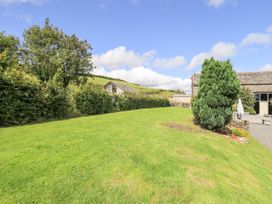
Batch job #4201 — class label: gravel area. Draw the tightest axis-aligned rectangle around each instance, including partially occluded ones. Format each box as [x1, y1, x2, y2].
[249, 124, 272, 150]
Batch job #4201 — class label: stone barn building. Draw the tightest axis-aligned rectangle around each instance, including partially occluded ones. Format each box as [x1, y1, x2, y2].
[192, 71, 272, 115]
[169, 94, 191, 108]
[104, 81, 135, 96]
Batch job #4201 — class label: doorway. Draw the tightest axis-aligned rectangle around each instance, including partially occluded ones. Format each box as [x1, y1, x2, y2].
[269, 94, 272, 115]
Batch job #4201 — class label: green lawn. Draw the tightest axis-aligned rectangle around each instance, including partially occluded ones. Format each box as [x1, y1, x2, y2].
[1, 108, 272, 203]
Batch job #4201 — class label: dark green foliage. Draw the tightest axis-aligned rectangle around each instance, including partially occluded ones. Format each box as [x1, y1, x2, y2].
[75, 85, 170, 116]
[239, 87, 256, 114]
[0, 21, 170, 126]
[0, 66, 47, 126]
[0, 32, 19, 70]
[192, 58, 240, 130]
[44, 81, 72, 119]
[0, 66, 73, 126]
[121, 96, 170, 110]
[75, 85, 114, 115]
[22, 18, 93, 87]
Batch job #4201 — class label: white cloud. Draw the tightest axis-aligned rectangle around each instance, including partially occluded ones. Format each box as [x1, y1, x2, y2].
[93, 46, 186, 70]
[0, 0, 47, 6]
[259, 64, 272, 72]
[208, 0, 225, 8]
[94, 66, 192, 93]
[153, 56, 186, 68]
[207, 0, 238, 8]
[93, 46, 150, 69]
[1, 10, 32, 23]
[210, 42, 237, 58]
[267, 26, 272, 33]
[241, 33, 272, 46]
[187, 42, 237, 69]
[186, 53, 210, 70]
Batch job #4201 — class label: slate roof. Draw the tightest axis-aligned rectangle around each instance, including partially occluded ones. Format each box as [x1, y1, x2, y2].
[104, 81, 135, 93]
[192, 71, 272, 86]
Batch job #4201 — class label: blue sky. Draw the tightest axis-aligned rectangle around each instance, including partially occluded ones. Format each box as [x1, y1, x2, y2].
[0, 0, 272, 92]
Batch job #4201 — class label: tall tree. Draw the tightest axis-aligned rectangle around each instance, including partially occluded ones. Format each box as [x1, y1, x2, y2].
[56, 34, 93, 87]
[192, 58, 240, 130]
[22, 18, 94, 86]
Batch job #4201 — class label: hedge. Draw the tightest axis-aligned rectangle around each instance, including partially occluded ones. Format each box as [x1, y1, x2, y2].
[0, 67, 47, 126]
[75, 86, 170, 116]
[0, 68, 170, 126]
[75, 89, 115, 115]
[0, 67, 73, 126]
[45, 82, 73, 119]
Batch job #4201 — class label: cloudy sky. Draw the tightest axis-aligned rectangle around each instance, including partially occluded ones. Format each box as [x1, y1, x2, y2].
[0, 0, 272, 93]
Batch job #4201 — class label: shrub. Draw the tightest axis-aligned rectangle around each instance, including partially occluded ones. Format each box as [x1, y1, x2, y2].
[45, 81, 73, 119]
[231, 128, 250, 138]
[75, 86, 114, 115]
[75, 84, 170, 116]
[192, 58, 240, 130]
[245, 107, 256, 115]
[0, 66, 47, 126]
[122, 96, 170, 110]
[239, 87, 256, 114]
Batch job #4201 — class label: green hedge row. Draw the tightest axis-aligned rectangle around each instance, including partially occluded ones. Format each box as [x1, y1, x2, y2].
[0, 67, 72, 126]
[75, 86, 170, 116]
[0, 68, 170, 126]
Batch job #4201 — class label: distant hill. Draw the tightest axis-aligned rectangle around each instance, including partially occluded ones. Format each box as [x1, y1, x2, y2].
[87, 74, 183, 98]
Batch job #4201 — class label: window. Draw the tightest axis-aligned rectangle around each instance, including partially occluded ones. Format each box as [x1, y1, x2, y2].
[254, 93, 260, 114]
[261, 93, 268, 101]
[254, 102, 260, 114]
[269, 94, 272, 115]
[255, 93, 260, 102]
[269, 94, 272, 102]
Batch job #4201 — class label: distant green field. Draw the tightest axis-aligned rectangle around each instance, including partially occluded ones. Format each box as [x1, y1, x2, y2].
[88, 75, 181, 98]
[1, 108, 272, 203]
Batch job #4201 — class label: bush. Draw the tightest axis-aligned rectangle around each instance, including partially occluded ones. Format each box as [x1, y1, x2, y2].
[192, 58, 240, 130]
[45, 81, 73, 119]
[75, 86, 115, 115]
[231, 127, 250, 138]
[0, 66, 47, 126]
[127, 96, 170, 109]
[75, 84, 170, 116]
[245, 106, 256, 115]
[0, 66, 75, 126]
[239, 87, 255, 113]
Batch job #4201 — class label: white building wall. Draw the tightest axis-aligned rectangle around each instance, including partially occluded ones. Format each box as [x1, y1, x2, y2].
[105, 84, 113, 93]
[260, 101, 268, 115]
[116, 87, 124, 96]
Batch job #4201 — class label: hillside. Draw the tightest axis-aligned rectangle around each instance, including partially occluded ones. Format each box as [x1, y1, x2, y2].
[1, 108, 272, 203]
[88, 75, 183, 98]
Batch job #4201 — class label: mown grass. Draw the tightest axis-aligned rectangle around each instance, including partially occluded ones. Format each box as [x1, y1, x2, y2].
[0, 108, 272, 203]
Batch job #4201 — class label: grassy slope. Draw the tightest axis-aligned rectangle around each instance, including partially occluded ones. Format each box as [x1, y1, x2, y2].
[0, 108, 272, 203]
[89, 76, 180, 98]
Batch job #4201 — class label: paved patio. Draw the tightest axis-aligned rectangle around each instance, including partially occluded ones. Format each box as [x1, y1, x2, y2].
[249, 124, 272, 150]
[237, 114, 272, 150]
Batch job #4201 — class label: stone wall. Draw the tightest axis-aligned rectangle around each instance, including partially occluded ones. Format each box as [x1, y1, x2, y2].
[191, 72, 272, 96]
[242, 85, 272, 93]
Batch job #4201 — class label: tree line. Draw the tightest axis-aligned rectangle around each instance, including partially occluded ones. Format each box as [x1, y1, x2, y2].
[0, 19, 169, 126]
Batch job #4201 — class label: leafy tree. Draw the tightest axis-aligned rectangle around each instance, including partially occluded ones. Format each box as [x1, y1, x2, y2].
[192, 58, 240, 130]
[22, 18, 94, 87]
[239, 86, 256, 114]
[0, 32, 19, 70]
